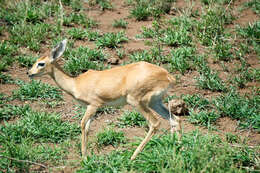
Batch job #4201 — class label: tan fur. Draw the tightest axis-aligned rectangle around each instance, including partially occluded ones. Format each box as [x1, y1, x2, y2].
[28, 44, 180, 160]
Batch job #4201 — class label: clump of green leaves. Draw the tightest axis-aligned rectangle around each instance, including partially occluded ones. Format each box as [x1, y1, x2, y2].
[17, 55, 37, 68]
[12, 80, 63, 101]
[79, 131, 259, 172]
[64, 46, 106, 76]
[96, 31, 128, 48]
[196, 66, 227, 92]
[64, 13, 98, 28]
[117, 110, 147, 128]
[9, 23, 53, 51]
[168, 47, 196, 74]
[96, 128, 126, 148]
[89, 0, 113, 10]
[112, 19, 128, 28]
[0, 104, 31, 121]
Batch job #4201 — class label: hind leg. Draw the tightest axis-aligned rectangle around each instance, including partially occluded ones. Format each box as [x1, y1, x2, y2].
[127, 95, 160, 160]
[148, 95, 181, 134]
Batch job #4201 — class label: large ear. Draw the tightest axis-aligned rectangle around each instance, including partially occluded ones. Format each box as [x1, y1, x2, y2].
[50, 39, 67, 62]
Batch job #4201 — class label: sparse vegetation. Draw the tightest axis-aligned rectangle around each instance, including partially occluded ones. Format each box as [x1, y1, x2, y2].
[0, 0, 259, 172]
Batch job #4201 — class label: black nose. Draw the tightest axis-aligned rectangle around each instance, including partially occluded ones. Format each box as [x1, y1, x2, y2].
[26, 72, 29, 75]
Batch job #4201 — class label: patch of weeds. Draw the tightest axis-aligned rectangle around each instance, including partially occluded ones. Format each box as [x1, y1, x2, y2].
[213, 40, 233, 61]
[0, 72, 14, 84]
[17, 55, 37, 68]
[67, 28, 88, 40]
[112, 19, 128, 28]
[168, 47, 196, 74]
[0, 41, 18, 57]
[243, 0, 260, 14]
[62, 0, 83, 11]
[182, 94, 211, 110]
[196, 66, 227, 92]
[232, 67, 260, 88]
[64, 46, 106, 76]
[213, 89, 260, 131]
[225, 133, 240, 144]
[195, 7, 235, 46]
[0, 93, 7, 104]
[79, 131, 259, 172]
[117, 110, 147, 128]
[116, 48, 126, 59]
[0, 140, 66, 172]
[9, 23, 53, 51]
[0, 110, 80, 143]
[96, 31, 128, 48]
[0, 104, 31, 121]
[236, 21, 260, 56]
[12, 80, 63, 101]
[96, 128, 126, 148]
[89, 0, 113, 10]
[130, 1, 150, 21]
[188, 110, 220, 127]
[63, 13, 98, 28]
[130, 50, 153, 63]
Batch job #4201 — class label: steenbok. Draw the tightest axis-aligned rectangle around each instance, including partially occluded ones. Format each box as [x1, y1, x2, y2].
[27, 39, 180, 160]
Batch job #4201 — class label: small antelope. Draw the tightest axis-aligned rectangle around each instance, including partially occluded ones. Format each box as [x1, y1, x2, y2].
[27, 39, 180, 160]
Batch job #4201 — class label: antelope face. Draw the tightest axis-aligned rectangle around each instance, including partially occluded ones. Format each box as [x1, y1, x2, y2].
[27, 39, 67, 78]
[27, 56, 52, 78]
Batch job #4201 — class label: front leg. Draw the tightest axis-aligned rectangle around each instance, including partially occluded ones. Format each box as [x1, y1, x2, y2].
[81, 105, 97, 157]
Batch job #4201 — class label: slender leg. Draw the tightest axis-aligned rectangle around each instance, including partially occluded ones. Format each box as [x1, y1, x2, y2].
[81, 105, 97, 157]
[130, 105, 160, 160]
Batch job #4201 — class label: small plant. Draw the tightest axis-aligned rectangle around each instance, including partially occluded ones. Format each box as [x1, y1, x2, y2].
[117, 110, 147, 128]
[79, 131, 259, 172]
[89, 0, 113, 10]
[9, 23, 52, 51]
[0, 72, 14, 84]
[0, 104, 31, 121]
[96, 128, 126, 148]
[188, 110, 220, 127]
[130, 2, 150, 21]
[0, 110, 80, 143]
[112, 19, 128, 28]
[116, 48, 126, 59]
[168, 47, 195, 74]
[196, 66, 227, 92]
[17, 55, 37, 68]
[12, 80, 63, 101]
[182, 94, 211, 110]
[225, 133, 240, 143]
[64, 13, 98, 28]
[243, 0, 260, 14]
[96, 31, 128, 48]
[67, 28, 88, 40]
[213, 41, 233, 61]
[130, 50, 153, 63]
[64, 46, 106, 75]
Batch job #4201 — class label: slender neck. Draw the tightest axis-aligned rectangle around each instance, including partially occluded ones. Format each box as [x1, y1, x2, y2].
[49, 62, 76, 96]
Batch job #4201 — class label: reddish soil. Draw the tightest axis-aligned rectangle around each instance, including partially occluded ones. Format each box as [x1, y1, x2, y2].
[1, 0, 259, 172]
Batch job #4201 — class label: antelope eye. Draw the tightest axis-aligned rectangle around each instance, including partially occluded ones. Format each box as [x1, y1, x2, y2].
[38, 62, 45, 67]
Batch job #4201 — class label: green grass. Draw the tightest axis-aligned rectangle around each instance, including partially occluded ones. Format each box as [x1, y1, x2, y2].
[17, 55, 37, 68]
[12, 80, 63, 101]
[168, 47, 196, 74]
[9, 22, 53, 51]
[0, 104, 31, 121]
[96, 128, 126, 148]
[243, 0, 260, 14]
[112, 19, 128, 28]
[196, 66, 227, 92]
[0, 110, 80, 143]
[117, 110, 147, 128]
[63, 46, 106, 76]
[78, 131, 259, 172]
[0, 108, 77, 172]
[182, 89, 260, 131]
[0, 72, 14, 84]
[89, 0, 113, 11]
[95, 31, 128, 48]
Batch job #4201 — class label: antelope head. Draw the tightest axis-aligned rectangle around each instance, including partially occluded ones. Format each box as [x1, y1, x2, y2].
[27, 39, 67, 78]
